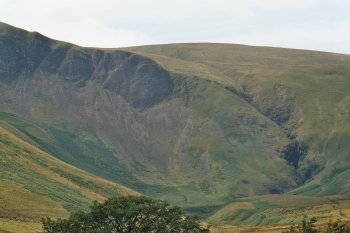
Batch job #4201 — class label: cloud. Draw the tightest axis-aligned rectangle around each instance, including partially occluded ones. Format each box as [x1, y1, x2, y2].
[0, 0, 154, 47]
[218, 21, 350, 53]
[0, 0, 349, 53]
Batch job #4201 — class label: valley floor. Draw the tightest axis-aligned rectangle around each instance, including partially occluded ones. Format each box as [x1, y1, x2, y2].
[0, 220, 337, 233]
[2, 217, 350, 233]
[1, 218, 291, 233]
[212, 225, 291, 233]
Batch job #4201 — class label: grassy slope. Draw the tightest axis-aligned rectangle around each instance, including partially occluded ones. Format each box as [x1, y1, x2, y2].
[0, 112, 136, 189]
[125, 44, 350, 226]
[0, 219, 41, 233]
[0, 122, 137, 232]
[126, 43, 350, 197]
[208, 194, 350, 227]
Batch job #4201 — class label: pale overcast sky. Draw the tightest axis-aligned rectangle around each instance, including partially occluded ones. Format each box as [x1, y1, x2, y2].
[0, 0, 349, 54]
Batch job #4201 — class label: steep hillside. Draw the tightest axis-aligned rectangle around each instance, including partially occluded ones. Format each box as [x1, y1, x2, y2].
[126, 44, 350, 196]
[1, 21, 350, 214]
[0, 120, 136, 223]
[0, 22, 295, 209]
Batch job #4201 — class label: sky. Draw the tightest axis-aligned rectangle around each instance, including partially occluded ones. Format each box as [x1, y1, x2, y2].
[0, 0, 349, 54]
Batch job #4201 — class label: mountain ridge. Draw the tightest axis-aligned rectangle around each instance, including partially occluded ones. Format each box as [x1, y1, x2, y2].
[1, 21, 350, 218]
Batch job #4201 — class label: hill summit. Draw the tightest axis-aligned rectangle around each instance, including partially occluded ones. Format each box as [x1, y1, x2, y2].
[1, 21, 350, 214]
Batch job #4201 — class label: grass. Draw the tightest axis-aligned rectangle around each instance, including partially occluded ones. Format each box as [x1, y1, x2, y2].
[0, 219, 41, 233]
[0, 125, 137, 222]
[0, 179, 68, 220]
[0, 112, 136, 186]
[208, 194, 350, 227]
[125, 43, 350, 199]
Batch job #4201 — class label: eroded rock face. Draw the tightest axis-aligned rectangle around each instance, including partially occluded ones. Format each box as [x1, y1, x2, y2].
[0, 22, 174, 109]
[0, 27, 52, 78]
[96, 51, 174, 109]
[47, 48, 174, 109]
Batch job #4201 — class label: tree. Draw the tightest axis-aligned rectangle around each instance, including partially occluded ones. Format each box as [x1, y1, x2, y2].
[283, 216, 318, 233]
[282, 216, 350, 233]
[42, 196, 210, 233]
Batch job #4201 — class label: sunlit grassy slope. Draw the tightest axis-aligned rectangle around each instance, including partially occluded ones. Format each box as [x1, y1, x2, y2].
[0, 123, 137, 223]
[0, 219, 41, 233]
[208, 194, 350, 228]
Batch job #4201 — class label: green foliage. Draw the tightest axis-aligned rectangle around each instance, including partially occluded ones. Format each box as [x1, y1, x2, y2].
[41, 196, 210, 233]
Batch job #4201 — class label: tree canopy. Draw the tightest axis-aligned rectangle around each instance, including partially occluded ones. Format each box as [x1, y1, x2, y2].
[42, 196, 210, 233]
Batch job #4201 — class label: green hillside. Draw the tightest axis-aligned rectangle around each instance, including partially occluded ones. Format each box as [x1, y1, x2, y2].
[208, 194, 350, 227]
[2, 21, 350, 229]
[126, 44, 350, 226]
[0, 119, 137, 232]
[126, 43, 350, 195]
